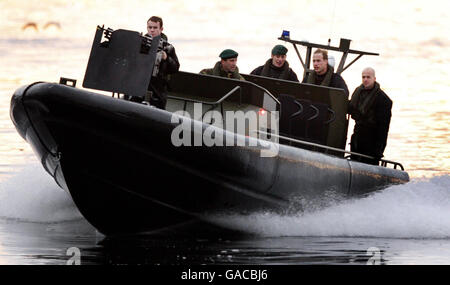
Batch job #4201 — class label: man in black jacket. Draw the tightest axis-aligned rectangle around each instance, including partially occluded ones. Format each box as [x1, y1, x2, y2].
[348, 67, 392, 165]
[250, 45, 299, 82]
[144, 16, 180, 109]
[302, 49, 349, 96]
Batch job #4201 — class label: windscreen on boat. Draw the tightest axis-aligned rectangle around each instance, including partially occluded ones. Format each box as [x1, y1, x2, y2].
[167, 71, 279, 112]
[166, 71, 280, 139]
[242, 74, 349, 153]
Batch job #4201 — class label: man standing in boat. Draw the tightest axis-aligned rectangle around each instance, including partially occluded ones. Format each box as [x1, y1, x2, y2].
[250, 45, 299, 82]
[144, 16, 180, 109]
[302, 49, 349, 96]
[348, 67, 392, 165]
[200, 49, 245, 80]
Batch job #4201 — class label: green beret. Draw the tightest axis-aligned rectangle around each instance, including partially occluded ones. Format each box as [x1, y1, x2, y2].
[272, 45, 288, 55]
[219, 49, 238, 60]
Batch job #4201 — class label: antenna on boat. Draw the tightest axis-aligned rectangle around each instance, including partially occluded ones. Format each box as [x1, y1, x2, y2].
[328, 0, 338, 47]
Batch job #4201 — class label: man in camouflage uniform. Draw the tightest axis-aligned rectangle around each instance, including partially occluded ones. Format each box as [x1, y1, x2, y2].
[200, 49, 245, 81]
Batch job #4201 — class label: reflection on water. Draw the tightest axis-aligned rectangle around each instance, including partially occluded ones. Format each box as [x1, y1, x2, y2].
[0, 219, 100, 265]
[1, 218, 450, 265]
[0, 0, 449, 265]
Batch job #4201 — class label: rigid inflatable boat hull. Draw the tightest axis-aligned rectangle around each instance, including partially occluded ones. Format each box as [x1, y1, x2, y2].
[10, 83, 409, 235]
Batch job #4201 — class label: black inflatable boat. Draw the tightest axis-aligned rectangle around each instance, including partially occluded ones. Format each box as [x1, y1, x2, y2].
[9, 27, 409, 236]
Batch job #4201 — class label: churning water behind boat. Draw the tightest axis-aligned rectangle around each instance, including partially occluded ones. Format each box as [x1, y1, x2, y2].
[209, 175, 450, 239]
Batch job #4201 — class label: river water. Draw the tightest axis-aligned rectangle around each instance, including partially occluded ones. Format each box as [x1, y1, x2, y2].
[0, 0, 449, 265]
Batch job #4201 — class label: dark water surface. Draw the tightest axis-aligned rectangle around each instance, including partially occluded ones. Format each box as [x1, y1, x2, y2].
[2, 216, 450, 265]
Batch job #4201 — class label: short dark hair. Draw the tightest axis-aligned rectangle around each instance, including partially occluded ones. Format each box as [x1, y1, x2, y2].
[147, 16, 163, 28]
[314, 49, 328, 60]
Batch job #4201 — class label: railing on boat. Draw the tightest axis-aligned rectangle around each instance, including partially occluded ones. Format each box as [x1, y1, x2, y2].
[167, 86, 242, 121]
[254, 130, 405, 171]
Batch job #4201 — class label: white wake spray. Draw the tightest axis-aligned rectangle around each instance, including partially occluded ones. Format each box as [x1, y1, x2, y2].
[211, 175, 450, 239]
[0, 163, 83, 223]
